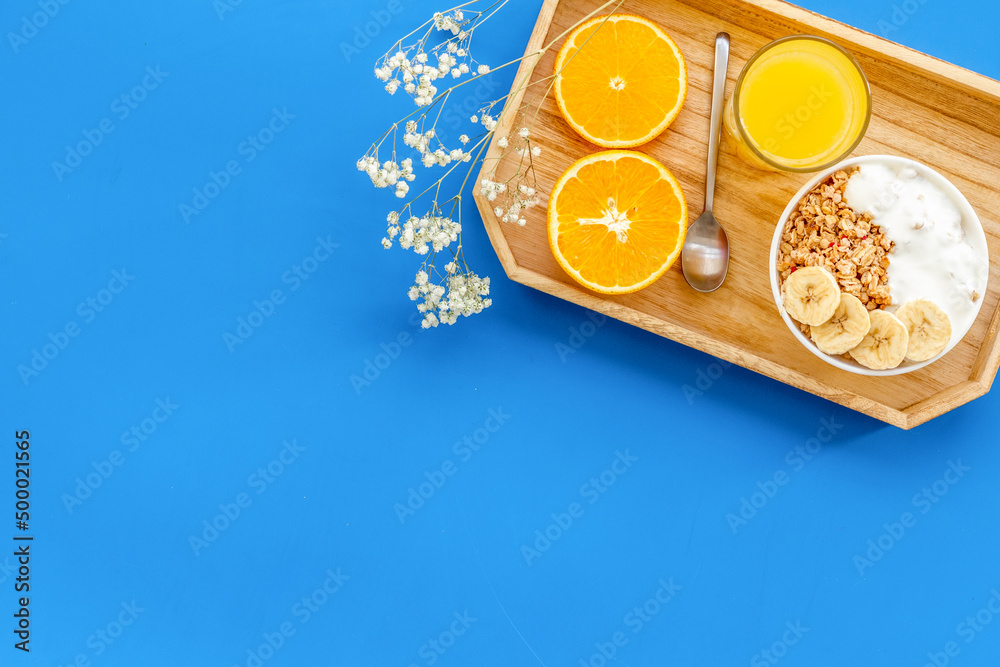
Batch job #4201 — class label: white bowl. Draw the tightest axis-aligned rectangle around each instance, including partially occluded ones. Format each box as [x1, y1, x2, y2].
[769, 155, 989, 376]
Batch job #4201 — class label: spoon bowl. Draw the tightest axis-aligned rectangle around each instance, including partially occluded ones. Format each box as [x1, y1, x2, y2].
[682, 210, 730, 292]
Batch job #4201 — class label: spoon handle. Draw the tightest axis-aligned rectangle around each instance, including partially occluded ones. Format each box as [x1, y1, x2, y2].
[704, 32, 730, 215]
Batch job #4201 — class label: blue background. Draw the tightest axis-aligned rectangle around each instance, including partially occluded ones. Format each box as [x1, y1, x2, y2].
[2, 0, 999, 665]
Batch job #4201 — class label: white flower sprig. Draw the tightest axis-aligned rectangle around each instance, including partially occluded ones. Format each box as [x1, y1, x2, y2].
[479, 126, 541, 226]
[374, 5, 494, 106]
[358, 0, 622, 327]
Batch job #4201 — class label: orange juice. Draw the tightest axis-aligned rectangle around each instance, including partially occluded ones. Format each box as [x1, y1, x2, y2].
[724, 36, 870, 172]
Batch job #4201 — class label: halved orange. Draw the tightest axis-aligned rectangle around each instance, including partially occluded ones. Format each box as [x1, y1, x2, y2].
[553, 14, 688, 148]
[548, 150, 688, 294]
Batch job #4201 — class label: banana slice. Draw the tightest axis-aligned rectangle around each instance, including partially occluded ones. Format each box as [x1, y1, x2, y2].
[811, 294, 871, 355]
[782, 267, 841, 326]
[849, 310, 909, 370]
[896, 299, 952, 362]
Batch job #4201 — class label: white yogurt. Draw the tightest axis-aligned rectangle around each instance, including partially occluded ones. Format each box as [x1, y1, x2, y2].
[844, 162, 989, 350]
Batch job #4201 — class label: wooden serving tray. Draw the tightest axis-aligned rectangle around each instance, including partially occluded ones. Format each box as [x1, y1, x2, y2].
[473, 0, 1000, 429]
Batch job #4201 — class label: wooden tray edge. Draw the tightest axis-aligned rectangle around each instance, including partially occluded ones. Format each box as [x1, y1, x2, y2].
[902, 380, 989, 429]
[474, 0, 558, 279]
[507, 263, 913, 429]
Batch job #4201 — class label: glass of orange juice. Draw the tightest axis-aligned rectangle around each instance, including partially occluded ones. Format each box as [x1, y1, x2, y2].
[724, 35, 871, 172]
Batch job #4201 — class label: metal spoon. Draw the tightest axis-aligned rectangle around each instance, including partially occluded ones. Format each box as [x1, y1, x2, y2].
[682, 32, 731, 293]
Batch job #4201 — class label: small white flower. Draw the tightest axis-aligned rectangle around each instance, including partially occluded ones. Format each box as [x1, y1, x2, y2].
[518, 127, 530, 140]
[497, 136, 509, 148]
[459, 134, 469, 144]
[531, 146, 541, 157]
[381, 238, 392, 249]
[477, 64, 490, 75]
[470, 115, 478, 123]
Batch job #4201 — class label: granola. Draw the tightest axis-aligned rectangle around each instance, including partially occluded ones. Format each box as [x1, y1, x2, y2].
[777, 168, 894, 320]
